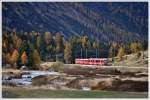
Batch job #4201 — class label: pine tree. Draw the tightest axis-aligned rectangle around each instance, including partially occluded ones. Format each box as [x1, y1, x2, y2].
[17, 40, 34, 68]
[111, 41, 117, 60]
[69, 36, 78, 63]
[17, 40, 28, 68]
[26, 44, 34, 69]
[109, 47, 113, 58]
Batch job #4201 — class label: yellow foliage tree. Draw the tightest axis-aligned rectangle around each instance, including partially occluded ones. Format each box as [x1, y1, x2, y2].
[12, 30, 18, 49]
[33, 49, 41, 65]
[3, 53, 11, 64]
[117, 47, 125, 60]
[112, 41, 117, 48]
[130, 42, 138, 53]
[44, 32, 52, 44]
[93, 41, 99, 49]
[55, 32, 63, 53]
[21, 51, 28, 65]
[64, 42, 72, 64]
[11, 49, 19, 63]
[16, 38, 22, 50]
[81, 35, 91, 49]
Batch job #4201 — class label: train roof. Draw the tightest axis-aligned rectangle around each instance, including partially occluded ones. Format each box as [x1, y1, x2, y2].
[76, 58, 107, 60]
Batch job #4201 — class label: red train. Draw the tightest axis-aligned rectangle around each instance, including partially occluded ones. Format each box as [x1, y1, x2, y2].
[75, 58, 108, 65]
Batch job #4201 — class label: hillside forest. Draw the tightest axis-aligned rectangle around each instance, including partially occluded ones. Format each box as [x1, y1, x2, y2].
[2, 29, 148, 69]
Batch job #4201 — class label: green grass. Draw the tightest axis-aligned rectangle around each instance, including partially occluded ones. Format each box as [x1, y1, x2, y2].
[2, 88, 148, 98]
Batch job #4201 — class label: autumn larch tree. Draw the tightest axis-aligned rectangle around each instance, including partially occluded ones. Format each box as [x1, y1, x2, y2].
[12, 29, 18, 49]
[130, 42, 138, 53]
[44, 32, 55, 61]
[93, 41, 99, 49]
[11, 49, 19, 67]
[16, 38, 22, 50]
[36, 35, 41, 50]
[55, 32, 63, 53]
[130, 41, 142, 53]
[44, 32, 53, 45]
[81, 35, 91, 58]
[117, 47, 125, 61]
[93, 40, 99, 58]
[21, 51, 28, 66]
[64, 42, 72, 64]
[33, 49, 41, 67]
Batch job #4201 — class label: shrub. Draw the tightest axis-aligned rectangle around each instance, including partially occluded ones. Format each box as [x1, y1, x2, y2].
[50, 61, 64, 72]
[137, 52, 141, 58]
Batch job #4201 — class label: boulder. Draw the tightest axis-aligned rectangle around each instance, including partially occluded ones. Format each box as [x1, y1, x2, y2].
[32, 75, 59, 86]
[32, 75, 48, 86]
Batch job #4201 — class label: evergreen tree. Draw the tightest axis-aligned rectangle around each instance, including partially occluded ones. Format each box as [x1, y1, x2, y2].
[17, 40, 34, 69]
[17, 40, 28, 68]
[26, 43, 34, 68]
[69, 36, 78, 63]
[109, 47, 113, 60]
[39, 35, 46, 61]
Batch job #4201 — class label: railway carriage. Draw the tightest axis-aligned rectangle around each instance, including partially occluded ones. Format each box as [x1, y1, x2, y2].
[75, 58, 108, 65]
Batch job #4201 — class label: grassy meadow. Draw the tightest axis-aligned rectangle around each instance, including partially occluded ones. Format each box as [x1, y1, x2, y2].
[2, 88, 148, 98]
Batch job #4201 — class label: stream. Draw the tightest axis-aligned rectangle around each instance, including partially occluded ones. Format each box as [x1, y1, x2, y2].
[2, 70, 60, 86]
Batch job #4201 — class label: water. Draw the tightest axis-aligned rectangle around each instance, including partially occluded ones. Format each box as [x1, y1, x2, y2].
[82, 87, 91, 91]
[3, 70, 60, 86]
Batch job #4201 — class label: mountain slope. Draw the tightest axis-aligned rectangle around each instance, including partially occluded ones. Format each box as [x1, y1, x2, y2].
[2, 2, 148, 43]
